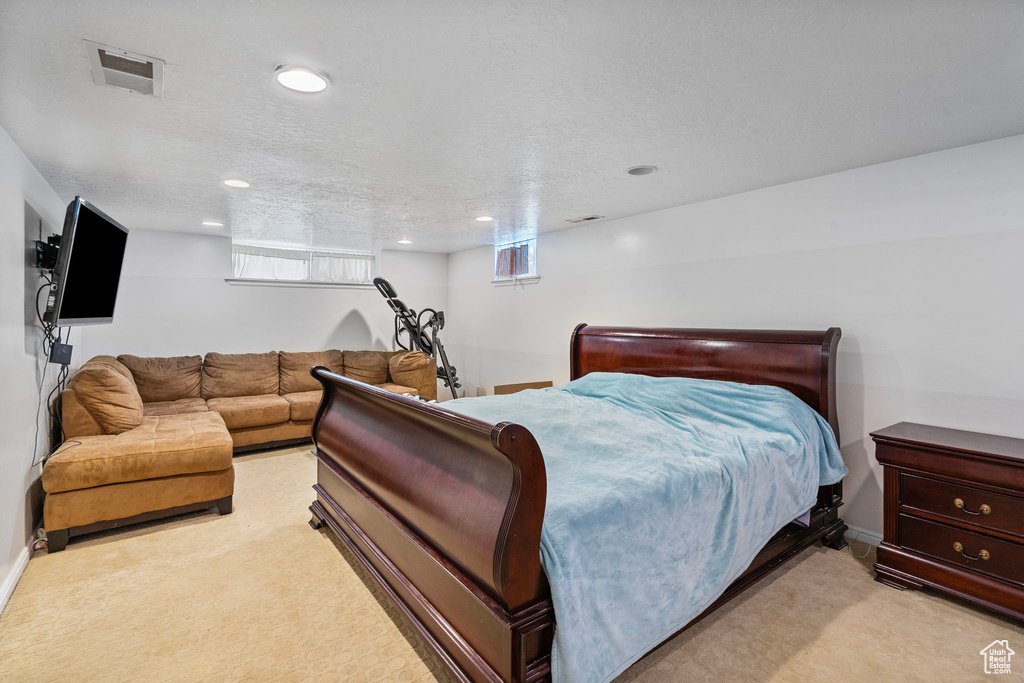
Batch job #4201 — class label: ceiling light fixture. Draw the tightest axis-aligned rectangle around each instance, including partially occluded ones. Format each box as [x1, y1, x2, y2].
[626, 165, 658, 176]
[397, 238, 412, 245]
[475, 216, 494, 222]
[275, 65, 330, 93]
[202, 221, 224, 227]
[223, 179, 250, 188]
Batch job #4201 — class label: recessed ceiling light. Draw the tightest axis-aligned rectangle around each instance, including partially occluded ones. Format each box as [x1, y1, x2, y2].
[275, 65, 330, 93]
[626, 165, 658, 176]
[475, 216, 494, 222]
[202, 221, 224, 227]
[397, 238, 412, 245]
[223, 179, 250, 188]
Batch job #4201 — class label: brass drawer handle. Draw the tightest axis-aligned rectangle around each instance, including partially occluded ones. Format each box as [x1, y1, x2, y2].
[953, 498, 991, 515]
[953, 542, 990, 561]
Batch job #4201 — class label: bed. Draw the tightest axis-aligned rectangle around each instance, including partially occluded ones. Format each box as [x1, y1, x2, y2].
[308, 325, 849, 682]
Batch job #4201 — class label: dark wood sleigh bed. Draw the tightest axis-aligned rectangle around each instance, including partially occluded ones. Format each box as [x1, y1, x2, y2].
[308, 325, 849, 682]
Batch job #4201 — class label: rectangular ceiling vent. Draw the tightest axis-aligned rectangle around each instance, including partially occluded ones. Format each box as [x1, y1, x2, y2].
[84, 40, 164, 98]
[565, 215, 605, 224]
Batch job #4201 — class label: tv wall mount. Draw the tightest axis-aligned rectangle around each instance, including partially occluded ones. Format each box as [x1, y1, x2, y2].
[373, 277, 461, 400]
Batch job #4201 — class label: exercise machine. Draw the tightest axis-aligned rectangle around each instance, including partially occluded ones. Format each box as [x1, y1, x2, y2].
[373, 277, 461, 400]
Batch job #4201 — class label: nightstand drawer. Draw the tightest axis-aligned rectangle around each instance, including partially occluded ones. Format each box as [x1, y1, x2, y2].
[900, 515, 1024, 585]
[875, 441, 1024, 490]
[901, 473, 1024, 539]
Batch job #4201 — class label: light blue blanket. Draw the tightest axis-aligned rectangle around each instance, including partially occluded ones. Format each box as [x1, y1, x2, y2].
[445, 372, 846, 683]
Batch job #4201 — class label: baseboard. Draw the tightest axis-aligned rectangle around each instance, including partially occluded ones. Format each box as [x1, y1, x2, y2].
[0, 543, 32, 617]
[844, 524, 882, 547]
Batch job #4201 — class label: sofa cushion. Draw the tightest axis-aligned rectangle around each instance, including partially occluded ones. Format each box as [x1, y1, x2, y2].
[283, 390, 322, 421]
[206, 394, 290, 430]
[69, 357, 144, 435]
[202, 352, 279, 398]
[118, 354, 202, 402]
[143, 398, 209, 417]
[279, 350, 343, 394]
[375, 382, 418, 395]
[343, 350, 390, 385]
[61, 388, 104, 438]
[42, 412, 233, 493]
[388, 351, 430, 390]
[88, 355, 134, 380]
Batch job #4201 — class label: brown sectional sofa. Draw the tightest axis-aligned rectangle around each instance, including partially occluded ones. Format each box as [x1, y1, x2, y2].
[43, 348, 435, 551]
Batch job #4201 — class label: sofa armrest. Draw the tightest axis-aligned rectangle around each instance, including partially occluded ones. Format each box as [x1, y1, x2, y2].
[420, 356, 438, 400]
[387, 351, 438, 401]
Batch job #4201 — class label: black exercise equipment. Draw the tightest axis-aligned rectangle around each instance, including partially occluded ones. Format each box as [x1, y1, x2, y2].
[373, 277, 461, 400]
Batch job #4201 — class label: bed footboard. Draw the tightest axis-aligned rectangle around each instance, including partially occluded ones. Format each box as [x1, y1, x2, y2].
[309, 367, 553, 682]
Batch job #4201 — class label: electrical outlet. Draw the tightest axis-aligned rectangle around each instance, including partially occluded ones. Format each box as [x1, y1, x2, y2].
[476, 386, 483, 396]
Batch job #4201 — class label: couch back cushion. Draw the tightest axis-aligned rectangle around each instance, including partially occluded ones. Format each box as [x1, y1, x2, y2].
[388, 351, 430, 391]
[69, 356, 144, 434]
[117, 354, 203, 402]
[202, 352, 279, 398]
[61, 389, 103, 438]
[279, 350, 344, 394]
[342, 350, 390, 385]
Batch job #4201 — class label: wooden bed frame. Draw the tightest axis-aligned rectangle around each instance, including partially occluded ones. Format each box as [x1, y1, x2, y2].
[308, 325, 848, 682]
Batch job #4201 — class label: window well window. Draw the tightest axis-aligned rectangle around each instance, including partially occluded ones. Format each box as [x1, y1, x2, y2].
[230, 244, 375, 286]
[493, 239, 537, 281]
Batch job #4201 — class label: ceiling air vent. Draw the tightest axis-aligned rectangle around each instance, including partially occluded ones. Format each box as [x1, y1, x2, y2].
[84, 40, 164, 98]
[565, 215, 605, 224]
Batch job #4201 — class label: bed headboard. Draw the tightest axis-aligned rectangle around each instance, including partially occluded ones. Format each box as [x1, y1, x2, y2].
[570, 324, 842, 442]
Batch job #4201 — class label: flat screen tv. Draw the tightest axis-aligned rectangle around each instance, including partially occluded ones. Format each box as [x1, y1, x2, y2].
[44, 196, 129, 326]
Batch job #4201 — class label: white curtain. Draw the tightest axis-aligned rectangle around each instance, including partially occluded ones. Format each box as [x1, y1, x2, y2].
[232, 244, 375, 283]
[232, 245, 309, 280]
[310, 251, 374, 284]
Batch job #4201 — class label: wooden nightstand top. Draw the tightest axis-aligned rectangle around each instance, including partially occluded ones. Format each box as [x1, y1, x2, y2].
[870, 422, 1024, 465]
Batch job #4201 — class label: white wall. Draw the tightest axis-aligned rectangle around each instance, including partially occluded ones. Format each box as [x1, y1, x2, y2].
[0, 125, 68, 609]
[6, 129, 1021, 573]
[77, 231, 449, 362]
[446, 135, 1024, 537]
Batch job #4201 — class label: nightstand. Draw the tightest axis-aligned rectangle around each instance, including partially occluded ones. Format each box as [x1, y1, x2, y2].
[872, 422, 1024, 621]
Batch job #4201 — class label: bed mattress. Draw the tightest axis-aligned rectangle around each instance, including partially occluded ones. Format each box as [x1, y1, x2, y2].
[445, 372, 846, 683]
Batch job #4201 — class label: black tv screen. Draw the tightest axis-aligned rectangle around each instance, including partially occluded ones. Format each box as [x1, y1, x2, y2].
[45, 197, 129, 326]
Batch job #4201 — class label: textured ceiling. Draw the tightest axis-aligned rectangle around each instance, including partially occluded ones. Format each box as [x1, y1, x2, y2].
[1, 1, 1023, 253]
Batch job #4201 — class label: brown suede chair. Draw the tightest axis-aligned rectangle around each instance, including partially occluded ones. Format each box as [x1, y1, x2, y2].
[44, 348, 436, 550]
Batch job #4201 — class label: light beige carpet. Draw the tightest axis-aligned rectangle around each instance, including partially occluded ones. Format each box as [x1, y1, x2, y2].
[0, 446, 1020, 682]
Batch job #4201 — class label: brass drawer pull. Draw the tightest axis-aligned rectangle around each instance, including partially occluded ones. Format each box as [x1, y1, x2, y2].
[953, 498, 991, 515]
[953, 542, 990, 561]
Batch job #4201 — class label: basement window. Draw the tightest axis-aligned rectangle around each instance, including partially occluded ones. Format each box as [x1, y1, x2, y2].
[227, 244, 376, 287]
[493, 239, 539, 284]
